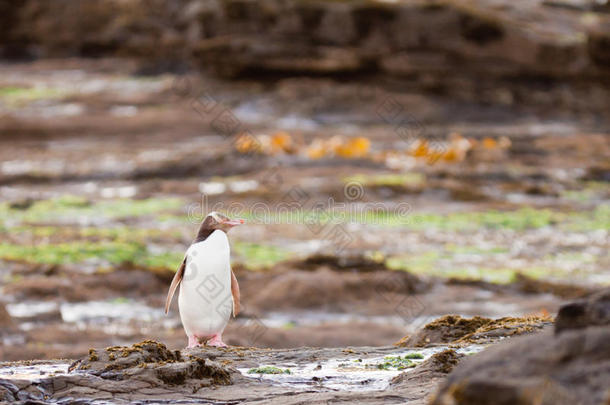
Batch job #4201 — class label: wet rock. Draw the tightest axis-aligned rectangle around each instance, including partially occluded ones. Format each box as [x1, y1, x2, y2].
[587, 22, 610, 67]
[0, 344, 471, 403]
[512, 273, 594, 300]
[0, 340, 238, 402]
[70, 340, 182, 374]
[555, 288, 610, 334]
[0, 303, 13, 327]
[391, 349, 464, 387]
[396, 314, 552, 347]
[248, 268, 426, 311]
[68, 340, 233, 388]
[432, 291, 610, 405]
[4, 269, 167, 302]
[447, 274, 596, 300]
[3, 0, 610, 113]
[583, 164, 610, 182]
[431, 326, 610, 405]
[0, 380, 18, 402]
[8, 198, 35, 210]
[298, 254, 389, 272]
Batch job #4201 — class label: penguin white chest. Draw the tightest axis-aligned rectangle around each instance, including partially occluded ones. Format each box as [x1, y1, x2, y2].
[178, 230, 233, 337]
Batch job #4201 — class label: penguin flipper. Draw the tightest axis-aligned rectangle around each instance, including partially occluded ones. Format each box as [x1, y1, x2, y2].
[165, 258, 186, 314]
[230, 269, 240, 317]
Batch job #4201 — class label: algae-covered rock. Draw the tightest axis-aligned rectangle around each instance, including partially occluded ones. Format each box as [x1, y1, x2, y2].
[68, 340, 232, 389]
[396, 314, 552, 347]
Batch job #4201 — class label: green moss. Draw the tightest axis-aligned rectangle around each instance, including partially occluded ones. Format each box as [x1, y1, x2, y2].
[561, 181, 609, 203]
[232, 242, 291, 270]
[386, 252, 440, 274]
[386, 253, 576, 284]
[368, 355, 419, 370]
[0, 86, 69, 106]
[247, 366, 291, 375]
[444, 245, 508, 255]
[0, 240, 181, 269]
[5, 224, 180, 242]
[225, 206, 609, 232]
[563, 204, 610, 231]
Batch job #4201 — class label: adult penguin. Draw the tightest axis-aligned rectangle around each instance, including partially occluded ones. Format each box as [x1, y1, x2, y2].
[165, 212, 243, 347]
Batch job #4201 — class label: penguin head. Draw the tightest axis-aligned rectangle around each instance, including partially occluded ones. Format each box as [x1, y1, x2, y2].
[204, 211, 245, 233]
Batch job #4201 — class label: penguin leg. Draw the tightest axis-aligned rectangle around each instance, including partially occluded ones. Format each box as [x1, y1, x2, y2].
[206, 333, 227, 347]
[187, 334, 200, 348]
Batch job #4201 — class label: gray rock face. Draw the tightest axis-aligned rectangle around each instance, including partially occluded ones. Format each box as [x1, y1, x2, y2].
[431, 289, 610, 405]
[555, 288, 610, 334]
[2, 0, 610, 113]
[0, 303, 12, 327]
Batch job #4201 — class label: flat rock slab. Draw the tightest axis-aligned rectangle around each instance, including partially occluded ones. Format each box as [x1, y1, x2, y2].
[0, 341, 475, 404]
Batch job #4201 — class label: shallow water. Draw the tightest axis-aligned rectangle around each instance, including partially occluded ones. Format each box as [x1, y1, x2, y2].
[7, 300, 165, 324]
[0, 362, 70, 380]
[238, 345, 485, 392]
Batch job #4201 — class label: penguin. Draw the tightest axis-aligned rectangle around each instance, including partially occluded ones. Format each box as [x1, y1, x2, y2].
[165, 212, 244, 348]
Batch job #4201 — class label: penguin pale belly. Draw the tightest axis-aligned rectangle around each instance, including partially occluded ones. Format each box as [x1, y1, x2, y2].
[178, 229, 233, 338]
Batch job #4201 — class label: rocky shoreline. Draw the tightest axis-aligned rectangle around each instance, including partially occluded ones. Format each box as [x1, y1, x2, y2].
[1, 290, 607, 404]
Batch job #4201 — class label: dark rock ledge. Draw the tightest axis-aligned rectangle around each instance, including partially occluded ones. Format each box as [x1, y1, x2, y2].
[431, 288, 610, 405]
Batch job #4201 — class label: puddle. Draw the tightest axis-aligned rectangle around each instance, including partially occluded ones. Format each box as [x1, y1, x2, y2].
[239, 345, 485, 392]
[7, 300, 165, 324]
[61, 301, 165, 324]
[0, 363, 70, 380]
[256, 311, 413, 329]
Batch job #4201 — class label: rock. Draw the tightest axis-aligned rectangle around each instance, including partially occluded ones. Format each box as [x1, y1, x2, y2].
[69, 340, 232, 387]
[0, 344, 472, 404]
[0, 303, 13, 327]
[431, 326, 610, 405]
[392, 349, 464, 387]
[42, 340, 237, 402]
[396, 314, 552, 347]
[249, 268, 425, 311]
[555, 288, 610, 334]
[298, 254, 390, 272]
[2, 0, 609, 114]
[431, 289, 610, 405]
[0, 380, 18, 403]
[0, 341, 239, 402]
[512, 273, 593, 299]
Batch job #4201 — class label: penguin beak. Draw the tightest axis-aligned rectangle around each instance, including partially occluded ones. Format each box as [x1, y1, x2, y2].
[223, 218, 245, 227]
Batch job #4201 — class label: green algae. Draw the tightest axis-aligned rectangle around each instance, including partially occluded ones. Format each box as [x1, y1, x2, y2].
[232, 242, 292, 270]
[247, 366, 291, 375]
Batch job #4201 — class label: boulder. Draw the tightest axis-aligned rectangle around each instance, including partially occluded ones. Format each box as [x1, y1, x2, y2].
[555, 288, 610, 334]
[431, 288, 610, 405]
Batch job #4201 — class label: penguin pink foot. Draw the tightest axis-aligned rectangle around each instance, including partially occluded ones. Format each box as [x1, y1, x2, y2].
[187, 335, 200, 348]
[206, 333, 227, 347]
